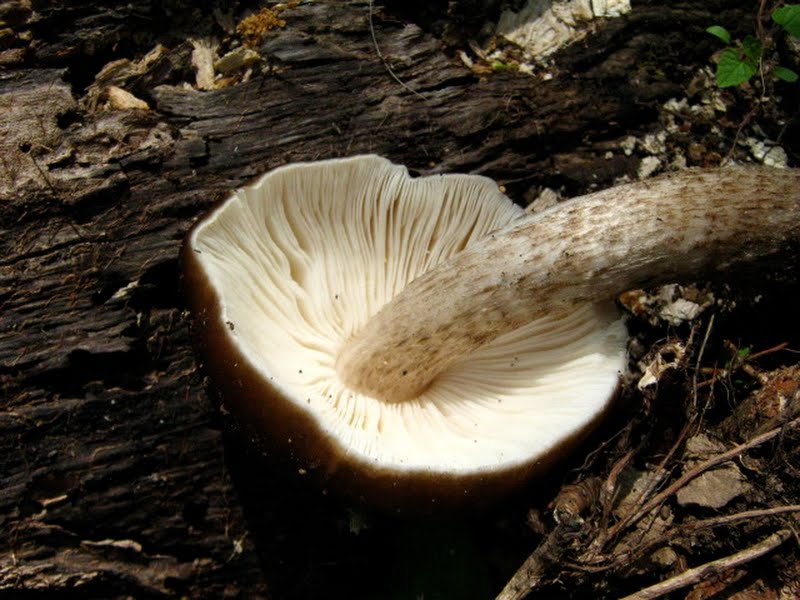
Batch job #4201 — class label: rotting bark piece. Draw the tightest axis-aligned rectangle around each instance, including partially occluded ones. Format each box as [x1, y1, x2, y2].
[0, 69, 75, 197]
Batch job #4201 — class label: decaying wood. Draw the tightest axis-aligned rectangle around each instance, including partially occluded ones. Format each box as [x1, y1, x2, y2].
[1, 0, 796, 598]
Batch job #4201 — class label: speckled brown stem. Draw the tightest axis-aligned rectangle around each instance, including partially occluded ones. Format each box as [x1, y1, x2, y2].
[336, 167, 800, 402]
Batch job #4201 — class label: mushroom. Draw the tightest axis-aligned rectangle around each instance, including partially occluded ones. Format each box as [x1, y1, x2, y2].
[183, 155, 799, 511]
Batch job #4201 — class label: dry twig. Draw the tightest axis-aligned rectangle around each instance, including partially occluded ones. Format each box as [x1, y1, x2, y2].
[598, 419, 692, 553]
[684, 504, 800, 531]
[367, 0, 425, 100]
[617, 528, 793, 600]
[608, 416, 800, 546]
[494, 526, 567, 600]
[598, 504, 800, 573]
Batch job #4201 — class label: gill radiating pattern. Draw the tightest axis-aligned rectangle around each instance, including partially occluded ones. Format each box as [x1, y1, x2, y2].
[192, 156, 627, 471]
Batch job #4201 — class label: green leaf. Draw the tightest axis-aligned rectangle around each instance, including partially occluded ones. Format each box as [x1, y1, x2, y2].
[716, 48, 757, 87]
[491, 60, 518, 72]
[774, 65, 799, 82]
[742, 35, 763, 62]
[772, 5, 800, 37]
[706, 25, 731, 44]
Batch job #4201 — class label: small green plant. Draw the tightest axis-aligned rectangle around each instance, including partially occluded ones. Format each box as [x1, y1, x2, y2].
[706, 4, 800, 87]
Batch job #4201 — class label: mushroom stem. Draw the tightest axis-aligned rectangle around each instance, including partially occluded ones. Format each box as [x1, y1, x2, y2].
[336, 167, 800, 402]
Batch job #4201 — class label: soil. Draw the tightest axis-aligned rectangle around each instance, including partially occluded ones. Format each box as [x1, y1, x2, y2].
[1, 1, 798, 599]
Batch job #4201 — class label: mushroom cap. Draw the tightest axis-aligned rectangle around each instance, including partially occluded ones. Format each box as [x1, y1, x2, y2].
[182, 155, 627, 511]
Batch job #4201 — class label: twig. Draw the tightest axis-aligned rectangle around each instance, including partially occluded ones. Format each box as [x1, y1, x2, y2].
[367, 0, 425, 100]
[601, 448, 636, 520]
[617, 528, 792, 600]
[722, 104, 760, 166]
[600, 322, 713, 549]
[756, 0, 769, 42]
[599, 420, 691, 551]
[684, 505, 800, 531]
[494, 548, 547, 600]
[599, 504, 800, 572]
[696, 341, 791, 389]
[577, 421, 631, 475]
[27, 152, 56, 193]
[608, 417, 800, 545]
[746, 341, 789, 362]
[495, 526, 566, 600]
[692, 314, 714, 409]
